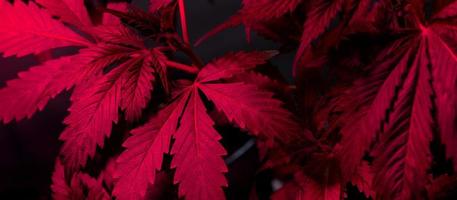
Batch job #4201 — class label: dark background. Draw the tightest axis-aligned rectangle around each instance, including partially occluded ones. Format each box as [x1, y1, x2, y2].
[0, 0, 293, 198]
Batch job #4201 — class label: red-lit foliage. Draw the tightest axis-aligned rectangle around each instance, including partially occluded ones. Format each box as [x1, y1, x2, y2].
[0, 0, 456, 199]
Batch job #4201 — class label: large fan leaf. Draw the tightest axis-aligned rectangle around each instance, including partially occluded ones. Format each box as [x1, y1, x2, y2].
[372, 42, 433, 199]
[337, 40, 414, 181]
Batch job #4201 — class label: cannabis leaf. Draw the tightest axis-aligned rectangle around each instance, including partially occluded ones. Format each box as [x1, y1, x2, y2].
[113, 51, 298, 200]
[170, 88, 228, 200]
[1, 0, 456, 199]
[0, 0, 90, 57]
[113, 96, 187, 199]
[51, 160, 110, 200]
[336, 2, 456, 199]
[60, 52, 156, 168]
[196, 0, 377, 71]
[36, 0, 93, 28]
[0, 1, 173, 169]
[0, 55, 81, 122]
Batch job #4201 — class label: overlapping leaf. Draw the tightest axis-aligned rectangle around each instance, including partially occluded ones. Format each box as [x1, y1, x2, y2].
[51, 160, 110, 200]
[1, 0, 456, 199]
[0, 1, 135, 123]
[113, 96, 187, 200]
[199, 82, 299, 143]
[60, 47, 165, 167]
[0, 55, 82, 122]
[170, 88, 228, 200]
[196, 51, 276, 82]
[0, 1, 90, 57]
[426, 23, 457, 169]
[113, 51, 297, 200]
[371, 42, 433, 199]
[35, 0, 92, 28]
[336, 3, 457, 198]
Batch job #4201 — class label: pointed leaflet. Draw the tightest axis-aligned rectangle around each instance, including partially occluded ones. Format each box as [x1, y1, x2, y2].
[150, 48, 170, 93]
[76, 44, 133, 79]
[0, 1, 90, 57]
[345, 0, 380, 33]
[0, 55, 82, 122]
[120, 51, 160, 122]
[80, 25, 147, 80]
[199, 82, 299, 143]
[337, 40, 413, 181]
[231, 72, 292, 95]
[60, 65, 123, 168]
[35, 0, 92, 28]
[0, 40, 135, 123]
[432, 0, 457, 20]
[171, 87, 228, 200]
[426, 25, 457, 169]
[119, 56, 152, 122]
[196, 51, 276, 82]
[113, 95, 188, 200]
[239, 0, 302, 21]
[294, 0, 344, 67]
[372, 42, 433, 199]
[60, 54, 156, 168]
[93, 25, 145, 49]
[196, 51, 299, 143]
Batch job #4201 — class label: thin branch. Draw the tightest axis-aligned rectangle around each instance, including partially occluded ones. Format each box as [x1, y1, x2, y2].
[178, 0, 190, 45]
